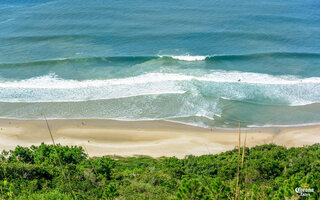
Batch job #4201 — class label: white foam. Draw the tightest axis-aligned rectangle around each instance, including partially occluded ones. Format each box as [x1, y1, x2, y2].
[0, 71, 320, 105]
[0, 73, 185, 102]
[160, 55, 207, 61]
[170, 55, 207, 61]
[0, 73, 187, 89]
[2, 72, 320, 89]
[199, 71, 320, 85]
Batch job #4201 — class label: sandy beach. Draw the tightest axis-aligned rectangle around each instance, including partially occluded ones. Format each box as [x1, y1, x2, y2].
[0, 118, 319, 158]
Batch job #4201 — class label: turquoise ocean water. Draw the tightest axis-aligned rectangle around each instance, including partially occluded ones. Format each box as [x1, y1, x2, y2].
[0, 0, 320, 127]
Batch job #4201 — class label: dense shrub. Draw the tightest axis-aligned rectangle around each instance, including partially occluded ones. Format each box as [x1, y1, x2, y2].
[0, 143, 319, 199]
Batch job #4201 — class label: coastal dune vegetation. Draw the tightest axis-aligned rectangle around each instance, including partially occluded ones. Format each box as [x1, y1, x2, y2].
[0, 142, 319, 199]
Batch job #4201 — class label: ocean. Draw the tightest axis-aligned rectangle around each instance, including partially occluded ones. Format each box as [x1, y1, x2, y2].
[0, 0, 320, 128]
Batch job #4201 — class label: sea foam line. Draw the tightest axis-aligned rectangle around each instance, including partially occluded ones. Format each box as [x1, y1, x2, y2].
[0, 72, 319, 106]
[1, 71, 320, 89]
[159, 55, 207, 61]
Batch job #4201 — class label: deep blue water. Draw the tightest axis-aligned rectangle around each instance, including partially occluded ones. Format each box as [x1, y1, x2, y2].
[0, 0, 320, 127]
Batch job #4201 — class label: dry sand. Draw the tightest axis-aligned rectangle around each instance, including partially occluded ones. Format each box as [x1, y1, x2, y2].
[0, 119, 319, 158]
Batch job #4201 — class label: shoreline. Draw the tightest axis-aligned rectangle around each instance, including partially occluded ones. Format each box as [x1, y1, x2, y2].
[0, 118, 319, 158]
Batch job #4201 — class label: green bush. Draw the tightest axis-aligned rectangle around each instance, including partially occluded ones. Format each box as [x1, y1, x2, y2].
[0, 143, 319, 199]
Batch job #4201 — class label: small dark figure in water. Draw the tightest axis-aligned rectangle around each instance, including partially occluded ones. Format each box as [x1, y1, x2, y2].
[238, 79, 241, 82]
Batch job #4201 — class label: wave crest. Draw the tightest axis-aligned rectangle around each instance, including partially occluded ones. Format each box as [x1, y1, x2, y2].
[1, 52, 320, 66]
[160, 55, 207, 61]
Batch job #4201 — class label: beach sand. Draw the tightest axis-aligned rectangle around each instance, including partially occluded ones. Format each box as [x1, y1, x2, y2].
[0, 119, 319, 158]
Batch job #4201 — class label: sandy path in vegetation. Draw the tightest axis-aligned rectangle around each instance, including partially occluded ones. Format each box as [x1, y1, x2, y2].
[0, 119, 319, 158]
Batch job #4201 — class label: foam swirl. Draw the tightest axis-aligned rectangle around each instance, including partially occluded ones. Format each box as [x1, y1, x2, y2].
[0, 72, 319, 106]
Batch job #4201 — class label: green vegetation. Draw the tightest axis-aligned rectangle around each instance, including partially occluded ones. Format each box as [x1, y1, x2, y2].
[0, 143, 319, 199]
